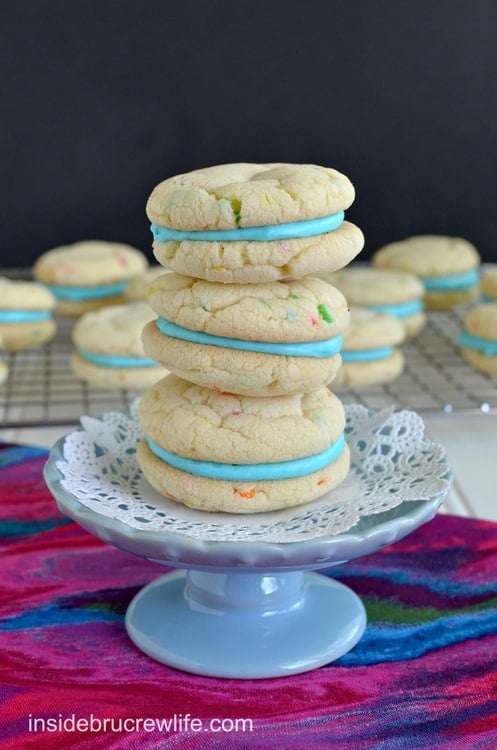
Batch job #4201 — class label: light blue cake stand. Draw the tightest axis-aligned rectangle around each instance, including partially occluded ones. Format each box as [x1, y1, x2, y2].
[44, 410, 450, 680]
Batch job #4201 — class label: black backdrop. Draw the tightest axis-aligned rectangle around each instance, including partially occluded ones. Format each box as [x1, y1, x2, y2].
[2, 0, 497, 267]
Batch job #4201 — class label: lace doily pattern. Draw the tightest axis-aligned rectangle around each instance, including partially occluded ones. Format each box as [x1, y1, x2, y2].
[54, 402, 451, 543]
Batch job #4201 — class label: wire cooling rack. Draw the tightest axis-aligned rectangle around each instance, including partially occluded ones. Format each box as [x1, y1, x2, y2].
[1, 304, 496, 428]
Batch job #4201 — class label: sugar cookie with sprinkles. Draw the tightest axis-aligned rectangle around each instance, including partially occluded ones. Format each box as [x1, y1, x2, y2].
[333, 307, 405, 389]
[0, 358, 7, 386]
[124, 265, 169, 301]
[71, 302, 165, 390]
[137, 374, 350, 513]
[34, 240, 148, 316]
[324, 265, 425, 338]
[148, 162, 364, 283]
[372, 235, 480, 310]
[0, 277, 57, 351]
[142, 273, 350, 396]
[480, 265, 497, 303]
[458, 303, 497, 377]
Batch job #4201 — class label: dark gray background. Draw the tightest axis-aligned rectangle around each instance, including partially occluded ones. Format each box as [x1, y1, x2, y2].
[1, 0, 496, 267]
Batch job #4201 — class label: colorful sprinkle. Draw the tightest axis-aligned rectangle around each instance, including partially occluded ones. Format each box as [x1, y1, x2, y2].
[317, 304, 333, 323]
[233, 488, 255, 499]
[231, 410, 242, 416]
[200, 303, 209, 311]
[310, 316, 318, 326]
[317, 478, 327, 486]
[286, 310, 299, 322]
[230, 199, 242, 225]
[290, 293, 300, 300]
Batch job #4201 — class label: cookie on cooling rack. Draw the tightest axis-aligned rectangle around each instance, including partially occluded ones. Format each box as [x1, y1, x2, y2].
[372, 235, 480, 310]
[480, 265, 497, 303]
[147, 162, 364, 283]
[142, 273, 350, 396]
[137, 373, 350, 513]
[123, 265, 169, 301]
[458, 303, 497, 377]
[324, 265, 425, 338]
[34, 240, 148, 317]
[0, 277, 57, 351]
[333, 307, 405, 389]
[0, 358, 7, 386]
[71, 302, 165, 390]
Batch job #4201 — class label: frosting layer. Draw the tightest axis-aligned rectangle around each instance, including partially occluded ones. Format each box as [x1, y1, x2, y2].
[151, 211, 344, 242]
[422, 269, 479, 291]
[155, 317, 343, 358]
[0, 310, 52, 323]
[44, 281, 128, 301]
[458, 330, 497, 356]
[78, 349, 158, 368]
[341, 346, 394, 362]
[368, 300, 423, 318]
[145, 433, 346, 481]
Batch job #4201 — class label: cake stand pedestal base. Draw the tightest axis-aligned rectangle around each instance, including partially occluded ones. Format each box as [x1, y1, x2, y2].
[125, 569, 367, 679]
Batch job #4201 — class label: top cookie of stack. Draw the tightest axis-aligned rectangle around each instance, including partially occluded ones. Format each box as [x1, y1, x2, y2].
[147, 162, 364, 284]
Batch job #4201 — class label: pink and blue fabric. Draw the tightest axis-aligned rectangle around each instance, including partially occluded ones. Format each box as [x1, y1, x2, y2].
[1, 442, 497, 748]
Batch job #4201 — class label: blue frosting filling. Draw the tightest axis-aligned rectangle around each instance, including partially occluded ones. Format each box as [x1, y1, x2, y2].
[422, 269, 479, 291]
[155, 317, 342, 358]
[43, 281, 128, 301]
[368, 300, 423, 318]
[150, 211, 344, 242]
[0, 310, 52, 323]
[481, 294, 497, 303]
[79, 349, 159, 368]
[145, 432, 346, 481]
[458, 330, 497, 356]
[341, 346, 394, 363]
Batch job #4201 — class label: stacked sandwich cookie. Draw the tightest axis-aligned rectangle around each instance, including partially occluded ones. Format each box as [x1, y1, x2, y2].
[324, 266, 425, 338]
[333, 307, 406, 389]
[138, 163, 364, 513]
[0, 277, 57, 351]
[458, 304, 497, 377]
[372, 235, 480, 310]
[34, 240, 148, 317]
[71, 302, 165, 390]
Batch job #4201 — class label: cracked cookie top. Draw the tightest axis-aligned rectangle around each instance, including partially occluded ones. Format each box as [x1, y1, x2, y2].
[146, 162, 355, 230]
[147, 273, 350, 343]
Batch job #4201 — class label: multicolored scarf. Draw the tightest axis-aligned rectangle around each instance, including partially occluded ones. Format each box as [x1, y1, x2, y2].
[1, 442, 497, 748]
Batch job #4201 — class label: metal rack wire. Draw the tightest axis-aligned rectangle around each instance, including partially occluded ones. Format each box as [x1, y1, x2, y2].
[339, 308, 497, 415]
[1, 305, 496, 429]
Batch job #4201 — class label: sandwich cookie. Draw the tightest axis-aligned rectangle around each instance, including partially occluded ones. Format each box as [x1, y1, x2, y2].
[147, 162, 364, 283]
[142, 273, 350, 396]
[372, 235, 480, 310]
[324, 266, 425, 338]
[0, 277, 56, 351]
[0, 361, 7, 386]
[34, 240, 148, 316]
[124, 265, 169, 301]
[71, 302, 165, 390]
[458, 303, 497, 377]
[480, 265, 497, 303]
[137, 374, 350, 513]
[333, 307, 405, 389]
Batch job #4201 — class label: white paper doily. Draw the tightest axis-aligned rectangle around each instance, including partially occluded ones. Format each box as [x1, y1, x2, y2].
[53, 402, 451, 544]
